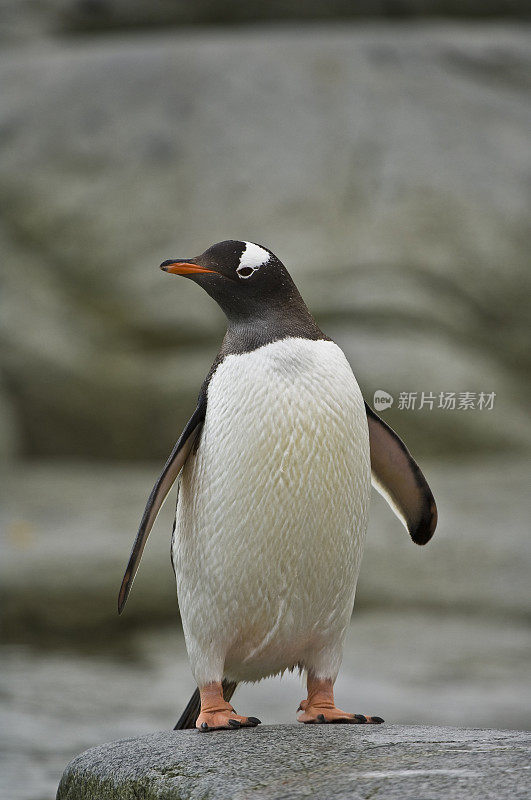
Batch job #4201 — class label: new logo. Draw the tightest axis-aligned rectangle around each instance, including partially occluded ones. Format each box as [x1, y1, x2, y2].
[373, 390, 394, 411]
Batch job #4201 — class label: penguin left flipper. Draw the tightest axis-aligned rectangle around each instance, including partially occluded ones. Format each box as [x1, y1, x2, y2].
[117, 399, 205, 613]
[365, 402, 437, 545]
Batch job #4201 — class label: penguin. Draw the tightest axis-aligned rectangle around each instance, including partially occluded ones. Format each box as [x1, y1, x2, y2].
[118, 240, 437, 732]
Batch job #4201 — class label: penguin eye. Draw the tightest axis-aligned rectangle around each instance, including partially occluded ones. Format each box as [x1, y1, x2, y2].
[236, 266, 257, 279]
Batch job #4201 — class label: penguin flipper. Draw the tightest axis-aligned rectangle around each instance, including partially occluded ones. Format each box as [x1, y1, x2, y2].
[365, 402, 437, 545]
[117, 401, 205, 613]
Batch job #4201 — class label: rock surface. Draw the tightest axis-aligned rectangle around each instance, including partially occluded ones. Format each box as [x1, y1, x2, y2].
[56, 724, 530, 799]
[1, 25, 530, 459]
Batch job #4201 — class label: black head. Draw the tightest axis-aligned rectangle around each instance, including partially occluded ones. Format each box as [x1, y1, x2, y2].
[160, 240, 323, 340]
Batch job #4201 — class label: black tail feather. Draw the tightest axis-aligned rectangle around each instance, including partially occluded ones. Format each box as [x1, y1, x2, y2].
[173, 687, 200, 730]
[173, 680, 238, 730]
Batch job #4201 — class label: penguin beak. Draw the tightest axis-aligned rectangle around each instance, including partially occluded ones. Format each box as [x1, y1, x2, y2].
[160, 259, 217, 276]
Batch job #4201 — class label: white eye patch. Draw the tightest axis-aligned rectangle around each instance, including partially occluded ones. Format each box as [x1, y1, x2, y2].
[236, 242, 270, 279]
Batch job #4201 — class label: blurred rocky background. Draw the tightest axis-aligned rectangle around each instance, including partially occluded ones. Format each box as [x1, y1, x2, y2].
[2, 19, 531, 462]
[1, 3, 530, 799]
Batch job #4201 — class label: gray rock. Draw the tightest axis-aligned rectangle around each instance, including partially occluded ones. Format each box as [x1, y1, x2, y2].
[56, 724, 530, 799]
[1, 25, 530, 459]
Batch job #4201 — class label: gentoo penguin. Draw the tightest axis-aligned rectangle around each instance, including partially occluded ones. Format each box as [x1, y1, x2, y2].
[118, 240, 437, 731]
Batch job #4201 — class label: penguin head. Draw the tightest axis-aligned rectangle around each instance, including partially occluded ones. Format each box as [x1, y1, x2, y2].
[160, 240, 300, 323]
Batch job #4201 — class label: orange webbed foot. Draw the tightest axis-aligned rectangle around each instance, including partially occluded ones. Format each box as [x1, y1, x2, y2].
[196, 682, 261, 732]
[297, 704, 384, 724]
[196, 709, 261, 731]
[297, 674, 384, 725]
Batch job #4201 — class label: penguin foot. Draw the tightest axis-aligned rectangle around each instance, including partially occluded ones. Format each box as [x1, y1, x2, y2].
[196, 709, 261, 731]
[196, 681, 261, 732]
[297, 674, 384, 725]
[297, 702, 384, 725]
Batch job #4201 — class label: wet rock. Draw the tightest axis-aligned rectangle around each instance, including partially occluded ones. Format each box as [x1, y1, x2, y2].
[1, 26, 530, 459]
[56, 724, 530, 799]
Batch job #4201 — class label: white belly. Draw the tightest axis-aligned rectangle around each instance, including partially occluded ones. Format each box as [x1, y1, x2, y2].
[173, 338, 370, 685]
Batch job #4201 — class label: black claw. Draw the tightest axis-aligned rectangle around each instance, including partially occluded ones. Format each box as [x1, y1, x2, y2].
[200, 722, 209, 731]
[316, 713, 326, 723]
[247, 717, 261, 726]
[297, 705, 302, 712]
[371, 716, 385, 724]
[354, 714, 367, 723]
[228, 719, 241, 728]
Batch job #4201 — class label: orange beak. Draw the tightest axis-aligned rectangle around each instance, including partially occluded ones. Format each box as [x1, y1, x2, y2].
[160, 260, 217, 276]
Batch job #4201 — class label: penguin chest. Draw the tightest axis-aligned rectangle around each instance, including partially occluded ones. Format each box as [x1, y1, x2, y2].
[173, 338, 371, 679]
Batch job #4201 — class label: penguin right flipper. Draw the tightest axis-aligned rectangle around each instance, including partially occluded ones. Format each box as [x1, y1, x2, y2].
[365, 402, 437, 545]
[117, 399, 206, 614]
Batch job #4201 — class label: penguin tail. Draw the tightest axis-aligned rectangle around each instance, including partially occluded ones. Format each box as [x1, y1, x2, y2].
[173, 679, 238, 730]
